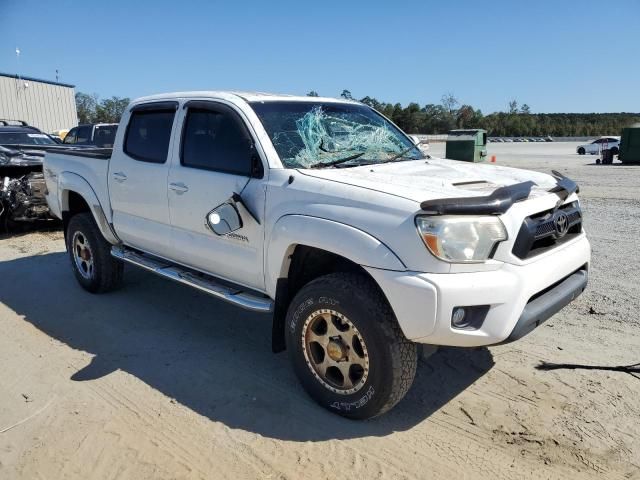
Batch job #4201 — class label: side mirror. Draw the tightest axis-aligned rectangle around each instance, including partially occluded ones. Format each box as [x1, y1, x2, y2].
[410, 135, 424, 145]
[410, 136, 429, 151]
[206, 202, 243, 236]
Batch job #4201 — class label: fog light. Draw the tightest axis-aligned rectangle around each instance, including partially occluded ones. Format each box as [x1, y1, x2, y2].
[451, 305, 490, 330]
[452, 307, 467, 327]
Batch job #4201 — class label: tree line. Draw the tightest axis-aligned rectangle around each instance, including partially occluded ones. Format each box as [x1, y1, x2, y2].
[75, 92, 130, 124]
[75, 90, 639, 137]
[321, 90, 640, 137]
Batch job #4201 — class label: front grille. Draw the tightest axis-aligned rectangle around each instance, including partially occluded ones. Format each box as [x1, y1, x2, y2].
[512, 202, 582, 259]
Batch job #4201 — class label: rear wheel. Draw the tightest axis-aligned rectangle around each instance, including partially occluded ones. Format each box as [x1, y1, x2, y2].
[285, 273, 417, 419]
[577, 147, 585, 155]
[66, 213, 123, 293]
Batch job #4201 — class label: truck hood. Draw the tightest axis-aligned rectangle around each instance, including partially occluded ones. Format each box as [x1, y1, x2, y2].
[298, 157, 559, 203]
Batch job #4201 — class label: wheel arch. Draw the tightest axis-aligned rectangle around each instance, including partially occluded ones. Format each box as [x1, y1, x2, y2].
[58, 172, 120, 246]
[267, 215, 407, 353]
[266, 215, 406, 295]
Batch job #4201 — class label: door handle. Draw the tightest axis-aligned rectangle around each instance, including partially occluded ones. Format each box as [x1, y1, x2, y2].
[112, 172, 127, 182]
[169, 182, 189, 194]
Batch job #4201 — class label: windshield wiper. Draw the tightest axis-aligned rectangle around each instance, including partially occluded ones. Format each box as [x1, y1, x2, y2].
[308, 152, 365, 169]
[381, 142, 426, 164]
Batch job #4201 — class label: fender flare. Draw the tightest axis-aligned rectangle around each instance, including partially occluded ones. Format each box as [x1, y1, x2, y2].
[58, 172, 120, 245]
[265, 214, 406, 297]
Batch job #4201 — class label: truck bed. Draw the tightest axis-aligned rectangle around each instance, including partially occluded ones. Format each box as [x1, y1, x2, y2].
[45, 147, 112, 160]
[3, 144, 113, 160]
[43, 148, 113, 222]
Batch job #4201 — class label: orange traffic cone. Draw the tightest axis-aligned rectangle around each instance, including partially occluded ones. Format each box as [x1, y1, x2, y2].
[490, 155, 496, 163]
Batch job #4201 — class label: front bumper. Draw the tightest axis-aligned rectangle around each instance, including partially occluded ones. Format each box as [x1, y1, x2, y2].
[501, 268, 587, 343]
[365, 234, 590, 347]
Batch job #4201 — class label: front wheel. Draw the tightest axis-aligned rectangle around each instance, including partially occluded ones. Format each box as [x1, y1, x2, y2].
[577, 147, 585, 155]
[285, 273, 417, 419]
[66, 213, 124, 293]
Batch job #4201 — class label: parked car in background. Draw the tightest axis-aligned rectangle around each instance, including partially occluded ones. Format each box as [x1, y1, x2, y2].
[63, 123, 118, 148]
[576, 137, 620, 155]
[0, 120, 59, 146]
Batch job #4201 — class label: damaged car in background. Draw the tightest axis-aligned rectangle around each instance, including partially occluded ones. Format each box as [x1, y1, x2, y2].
[0, 121, 58, 229]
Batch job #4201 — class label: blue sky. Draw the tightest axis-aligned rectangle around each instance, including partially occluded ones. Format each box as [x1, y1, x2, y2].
[1, 0, 638, 113]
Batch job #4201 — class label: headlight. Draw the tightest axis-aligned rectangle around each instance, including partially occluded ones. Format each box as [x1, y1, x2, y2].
[416, 215, 507, 263]
[0, 152, 9, 165]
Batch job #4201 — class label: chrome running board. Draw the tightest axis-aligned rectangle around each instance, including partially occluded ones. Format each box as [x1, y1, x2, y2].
[111, 246, 273, 313]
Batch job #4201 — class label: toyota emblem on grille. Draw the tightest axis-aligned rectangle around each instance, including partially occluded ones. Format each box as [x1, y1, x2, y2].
[554, 211, 569, 238]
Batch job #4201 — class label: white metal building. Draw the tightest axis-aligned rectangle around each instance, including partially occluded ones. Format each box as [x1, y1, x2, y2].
[0, 72, 78, 133]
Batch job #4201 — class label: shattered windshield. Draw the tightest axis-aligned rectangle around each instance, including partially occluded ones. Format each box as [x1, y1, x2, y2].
[250, 101, 424, 168]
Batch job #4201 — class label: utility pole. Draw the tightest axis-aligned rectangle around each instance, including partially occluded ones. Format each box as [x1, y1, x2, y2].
[15, 47, 21, 81]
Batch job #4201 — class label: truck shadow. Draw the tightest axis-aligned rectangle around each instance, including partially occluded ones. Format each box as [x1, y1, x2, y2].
[0, 252, 494, 441]
[0, 219, 61, 236]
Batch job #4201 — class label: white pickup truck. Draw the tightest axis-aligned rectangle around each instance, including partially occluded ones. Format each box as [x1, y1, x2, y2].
[44, 91, 590, 419]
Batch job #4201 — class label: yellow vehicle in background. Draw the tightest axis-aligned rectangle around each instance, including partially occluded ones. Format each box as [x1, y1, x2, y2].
[50, 129, 70, 141]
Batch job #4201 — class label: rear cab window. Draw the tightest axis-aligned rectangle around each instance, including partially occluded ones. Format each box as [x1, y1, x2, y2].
[94, 125, 118, 147]
[124, 102, 178, 163]
[76, 126, 91, 144]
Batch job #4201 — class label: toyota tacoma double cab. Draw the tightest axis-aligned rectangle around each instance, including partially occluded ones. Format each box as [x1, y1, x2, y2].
[44, 91, 590, 419]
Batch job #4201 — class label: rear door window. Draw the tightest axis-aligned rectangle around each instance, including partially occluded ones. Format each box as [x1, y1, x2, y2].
[125, 109, 176, 163]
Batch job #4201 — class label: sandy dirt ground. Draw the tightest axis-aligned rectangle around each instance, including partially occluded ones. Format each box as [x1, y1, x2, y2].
[0, 143, 638, 479]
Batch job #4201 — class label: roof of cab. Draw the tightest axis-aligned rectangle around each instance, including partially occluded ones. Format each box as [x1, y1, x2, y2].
[76, 123, 119, 128]
[0, 125, 43, 133]
[129, 90, 358, 106]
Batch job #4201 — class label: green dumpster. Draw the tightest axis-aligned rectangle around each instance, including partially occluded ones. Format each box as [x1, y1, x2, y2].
[445, 129, 488, 162]
[618, 124, 640, 164]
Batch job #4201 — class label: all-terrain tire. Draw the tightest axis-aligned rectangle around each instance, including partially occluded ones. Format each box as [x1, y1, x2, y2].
[66, 213, 123, 293]
[285, 272, 417, 419]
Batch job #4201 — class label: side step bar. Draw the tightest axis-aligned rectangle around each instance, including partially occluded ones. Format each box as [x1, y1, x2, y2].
[111, 246, 273, 313]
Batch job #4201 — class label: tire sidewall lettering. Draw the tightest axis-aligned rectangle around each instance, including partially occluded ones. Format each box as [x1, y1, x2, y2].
[290, 297, 314, 332]
[289, 296, 340, 332]
[330, 385, 375, 411]
[318, 296, 339, 307]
